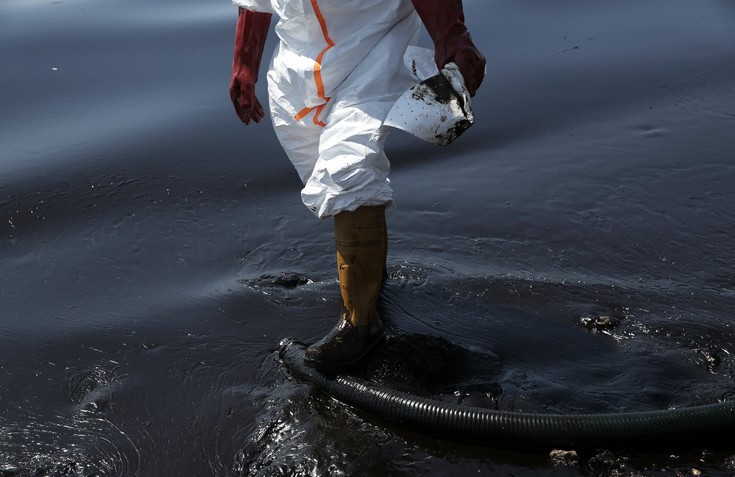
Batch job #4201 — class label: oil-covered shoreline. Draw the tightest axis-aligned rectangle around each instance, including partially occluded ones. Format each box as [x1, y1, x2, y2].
[1, 0, 735, 475]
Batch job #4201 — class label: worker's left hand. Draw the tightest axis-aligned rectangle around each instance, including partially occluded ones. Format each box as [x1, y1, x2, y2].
[230, 71, 264, 125]
[445, 42, 486, 97]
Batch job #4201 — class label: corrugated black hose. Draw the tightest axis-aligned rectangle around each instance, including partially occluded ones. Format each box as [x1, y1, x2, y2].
[279, 338, 735, 449]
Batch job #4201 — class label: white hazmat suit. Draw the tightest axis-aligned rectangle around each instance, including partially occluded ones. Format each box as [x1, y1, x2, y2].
[232, 0, 435, 218]
[230, 0, 486, 372]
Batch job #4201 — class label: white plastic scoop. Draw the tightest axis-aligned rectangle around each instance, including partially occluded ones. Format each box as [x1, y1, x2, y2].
[384, 62, 474, 146]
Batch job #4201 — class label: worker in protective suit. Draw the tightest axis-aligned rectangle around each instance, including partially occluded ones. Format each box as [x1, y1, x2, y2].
[230, 0, 486, 371]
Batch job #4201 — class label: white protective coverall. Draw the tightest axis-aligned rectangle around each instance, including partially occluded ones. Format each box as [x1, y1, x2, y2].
[232, 0, 437, 218]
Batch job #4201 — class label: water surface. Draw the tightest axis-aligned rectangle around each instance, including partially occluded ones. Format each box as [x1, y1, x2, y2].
[1, 0, 735, 475]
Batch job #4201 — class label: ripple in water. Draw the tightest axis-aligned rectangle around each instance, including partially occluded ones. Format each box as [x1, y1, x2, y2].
[0, 366, 140, 476]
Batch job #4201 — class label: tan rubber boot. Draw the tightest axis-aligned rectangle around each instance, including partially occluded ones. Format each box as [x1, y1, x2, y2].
[304, 205, 387, 371]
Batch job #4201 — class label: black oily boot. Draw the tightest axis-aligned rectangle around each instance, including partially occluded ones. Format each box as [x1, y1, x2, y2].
[304, 205, 387, 372]
[304, 314, 385, 371]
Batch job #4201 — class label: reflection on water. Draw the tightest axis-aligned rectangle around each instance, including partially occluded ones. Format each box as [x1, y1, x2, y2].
[1, 0, 735, 475]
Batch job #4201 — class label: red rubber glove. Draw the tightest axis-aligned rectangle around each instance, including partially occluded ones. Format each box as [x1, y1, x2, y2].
[230, 8, 272, 125]
[410, 0, 486, 96]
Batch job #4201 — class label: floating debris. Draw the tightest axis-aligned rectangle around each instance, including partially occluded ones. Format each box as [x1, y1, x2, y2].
[579, 315, 620, 333]
[240, 272, 312, 289]
[549, 448, 579, 466]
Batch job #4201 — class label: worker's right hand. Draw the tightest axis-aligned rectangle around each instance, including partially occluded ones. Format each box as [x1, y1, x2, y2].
[230, 8, 271, 125]
[230, 72, 264, 125]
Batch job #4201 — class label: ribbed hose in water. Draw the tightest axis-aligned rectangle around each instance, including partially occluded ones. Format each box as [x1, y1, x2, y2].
[279, 339, 735, 449]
